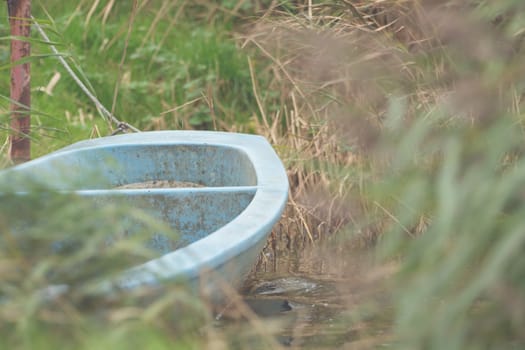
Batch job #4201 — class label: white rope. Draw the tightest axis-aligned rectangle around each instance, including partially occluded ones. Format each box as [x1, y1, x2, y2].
[31, 17, 140, 133]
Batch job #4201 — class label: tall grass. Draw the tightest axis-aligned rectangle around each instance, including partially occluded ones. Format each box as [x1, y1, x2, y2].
[245, 0, 525, 348]
[2, 0, 525, 348]
[0, 183, 210, 349]
[0, 1, 265, 160]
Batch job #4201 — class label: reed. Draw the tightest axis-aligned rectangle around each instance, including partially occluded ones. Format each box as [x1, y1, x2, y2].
[248, 1, 525, 348]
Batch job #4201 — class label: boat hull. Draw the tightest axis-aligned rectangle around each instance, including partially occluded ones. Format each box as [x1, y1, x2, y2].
[1, 131, 289, 297]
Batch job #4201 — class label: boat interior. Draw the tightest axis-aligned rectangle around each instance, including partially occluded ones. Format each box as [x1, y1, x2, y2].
[1, 144, 259, 252]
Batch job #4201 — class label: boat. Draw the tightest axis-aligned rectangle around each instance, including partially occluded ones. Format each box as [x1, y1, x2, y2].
[0, 131, 288, 297]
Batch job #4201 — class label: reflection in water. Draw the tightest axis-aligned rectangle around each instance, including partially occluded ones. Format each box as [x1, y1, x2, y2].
[218, 232, 395, 348]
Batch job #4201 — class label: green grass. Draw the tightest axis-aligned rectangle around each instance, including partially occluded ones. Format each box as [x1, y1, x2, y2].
[0, 1, 264, 159]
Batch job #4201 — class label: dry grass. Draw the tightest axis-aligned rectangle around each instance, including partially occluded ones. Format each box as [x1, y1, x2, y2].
[239, 0, 525, 246]
[239, 1, 430, 246]
[242, 2, 525, 348]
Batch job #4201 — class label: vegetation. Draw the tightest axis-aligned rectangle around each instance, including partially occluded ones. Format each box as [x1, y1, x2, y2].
[1, 0, 525, 349]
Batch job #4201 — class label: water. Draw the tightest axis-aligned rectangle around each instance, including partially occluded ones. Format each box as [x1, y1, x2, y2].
[217, 233, 395, 348]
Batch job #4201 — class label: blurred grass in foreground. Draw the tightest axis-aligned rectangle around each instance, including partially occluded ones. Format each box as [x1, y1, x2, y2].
[0, 186, 210, 349]
[246, 0, 525, 348]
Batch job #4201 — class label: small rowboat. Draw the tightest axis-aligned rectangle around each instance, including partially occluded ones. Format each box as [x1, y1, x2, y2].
[1, 131, 288, 296]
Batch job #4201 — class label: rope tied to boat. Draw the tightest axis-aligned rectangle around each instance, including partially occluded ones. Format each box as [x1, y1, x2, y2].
[31, 17, 141, 134]
[111, 122, 135, 135]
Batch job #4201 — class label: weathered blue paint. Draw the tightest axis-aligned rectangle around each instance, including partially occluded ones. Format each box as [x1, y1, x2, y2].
[1, 131, 289, 296]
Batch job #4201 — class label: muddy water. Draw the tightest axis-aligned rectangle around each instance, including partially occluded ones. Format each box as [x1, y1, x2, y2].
[218, 233, 395, 348]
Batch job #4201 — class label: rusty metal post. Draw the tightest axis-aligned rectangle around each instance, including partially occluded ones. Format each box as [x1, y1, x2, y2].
[7, 0, 31, 163]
